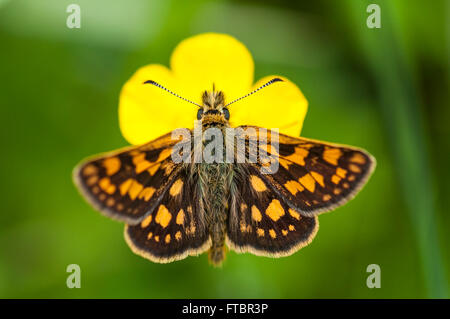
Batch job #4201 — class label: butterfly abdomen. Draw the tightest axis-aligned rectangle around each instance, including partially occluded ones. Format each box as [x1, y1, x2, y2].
[197, 162, 233, 266]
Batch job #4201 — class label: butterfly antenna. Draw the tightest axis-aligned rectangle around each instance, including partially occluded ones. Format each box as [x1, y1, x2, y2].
[225, 78, 283, 107]
[143, 80, 202, 107]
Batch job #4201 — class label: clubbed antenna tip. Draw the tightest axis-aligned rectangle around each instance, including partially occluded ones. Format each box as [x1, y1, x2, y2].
[225, 77, 284, 107]
[143, 80, 202, 107]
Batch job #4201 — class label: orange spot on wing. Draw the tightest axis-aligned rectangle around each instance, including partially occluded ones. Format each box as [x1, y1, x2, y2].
[119, 178, 133, 195]
[350, 153, 366, 164]
[284, 180, 304, 195]
[256, 228, 264, 237]
[138, 187, 156, 201]
[155, 205, 172, 228]
[99, 177, 110, 190]
[323, 147, 342, 166]
[331, 175, 341, 184]
[147, 162, 161, 176]
[106, 185, 116, 194]
[299, 174, 316, 193]
[310, 171, 325, 187]
[186, 224, 196, 235]
[265, 200, 285, 221]
[349, 164, 361, 173]
[161, 161, 175, 176]
[157, 148, 172, 162]
[336, 167, 347, 178]
[169, 179, 183, 196]
[106, 198, 115, 206]
[86, 175, 98, 186]
[251, 205, 262, 222]
[269, 229, 276, 238]
[250, 175, 267, 192]
[99, 177, 116, 194]
[103, 157, 121, 176]
[284, 147, 309, 166]
[240, 221, 248, 233]
[92, 186, 100, 194]
[279, 158, 291, 170]
[288, 208, 301, 220]
[141, 214, 152, 228]
[128, 181, 144, 200]
[176, 209, 185, 225]
[82, 164, 98, 176]
[133, 153, 153, 174]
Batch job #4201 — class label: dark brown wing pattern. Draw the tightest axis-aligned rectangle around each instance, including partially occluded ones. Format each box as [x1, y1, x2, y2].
[236, 126, 376, 216]
[125, 168, 211, 263]
[227, 126, 375, 256]
[227, 164, 318, 257]
[73, 132, 185, 224]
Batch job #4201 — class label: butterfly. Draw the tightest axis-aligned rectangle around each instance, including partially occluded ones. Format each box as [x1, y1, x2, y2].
[73, 78, 375, 266]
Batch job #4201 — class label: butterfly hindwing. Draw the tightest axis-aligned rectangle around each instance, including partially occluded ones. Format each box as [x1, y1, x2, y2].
[227, 164, 318, 257]
[73, 132, 187, 224]
[125, 168, 211, 263]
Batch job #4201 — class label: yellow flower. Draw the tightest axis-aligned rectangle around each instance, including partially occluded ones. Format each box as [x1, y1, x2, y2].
[119, 33, 308, 145]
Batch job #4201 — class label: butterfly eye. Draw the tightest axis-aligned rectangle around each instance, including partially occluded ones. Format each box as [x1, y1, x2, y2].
[223, 107, 230, 120]
[197, 108, 204, 120]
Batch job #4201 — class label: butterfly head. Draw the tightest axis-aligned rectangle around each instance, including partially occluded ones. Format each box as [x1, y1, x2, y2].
[197, 88, 229, 122]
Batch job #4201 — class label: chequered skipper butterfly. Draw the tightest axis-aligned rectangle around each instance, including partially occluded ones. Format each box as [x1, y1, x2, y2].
[74, 78, 375, 266]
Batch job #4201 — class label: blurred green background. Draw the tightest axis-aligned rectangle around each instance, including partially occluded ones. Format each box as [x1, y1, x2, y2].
[0, 0, 448, 298]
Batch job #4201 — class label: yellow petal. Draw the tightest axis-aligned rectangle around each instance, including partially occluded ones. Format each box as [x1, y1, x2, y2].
[119, 64, 197, 145]
[230, 75, 308, 136]
[119, 33, 255, 145]
[171, 33, 254, 105]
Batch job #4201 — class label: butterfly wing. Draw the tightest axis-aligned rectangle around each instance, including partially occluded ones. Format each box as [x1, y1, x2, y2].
[226, 126, 375, 256]
[125, 168, 211, 263]
[227, 163, 319, 257]
[73, 132, 186, 224]
[75, 130, 211, 262]
[237, 126, 376, 216]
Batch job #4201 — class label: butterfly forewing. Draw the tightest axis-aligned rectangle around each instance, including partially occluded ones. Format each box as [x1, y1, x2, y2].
[237, 126, 375, 216]
[73, 132, 187, 224]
